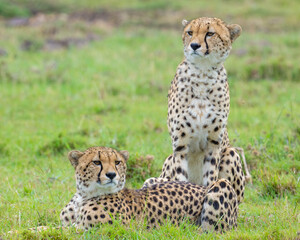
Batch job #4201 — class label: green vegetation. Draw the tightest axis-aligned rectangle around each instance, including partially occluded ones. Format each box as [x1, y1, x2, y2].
[0, 0, 299, 239]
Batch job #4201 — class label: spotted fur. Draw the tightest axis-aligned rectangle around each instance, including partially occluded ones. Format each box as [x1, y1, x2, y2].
[60, 146, 238, 232]
[143, 17, 245, 203]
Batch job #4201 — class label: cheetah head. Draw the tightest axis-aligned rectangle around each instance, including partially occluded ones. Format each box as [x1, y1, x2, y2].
[181, 17, 241, 65]
[68, 146, 129, 198]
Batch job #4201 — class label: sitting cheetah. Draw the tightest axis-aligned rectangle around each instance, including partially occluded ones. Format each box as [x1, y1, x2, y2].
[143, 17, 248, 203]
[60, 146, 238, 232]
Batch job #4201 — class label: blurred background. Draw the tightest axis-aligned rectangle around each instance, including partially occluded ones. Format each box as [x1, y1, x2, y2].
[0, 0, 299, 238]
[1, 0, 300, 81]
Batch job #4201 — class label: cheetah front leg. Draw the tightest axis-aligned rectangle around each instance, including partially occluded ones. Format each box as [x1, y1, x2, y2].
[143, 155, 174, 188]
[198, 179, 238, 232]
[170, 145, 190, 181]
[201, 141, 221, 187]
[218, 147, 245, 203]
[143, 148, 189, 188]
[143, 143, 191, 187]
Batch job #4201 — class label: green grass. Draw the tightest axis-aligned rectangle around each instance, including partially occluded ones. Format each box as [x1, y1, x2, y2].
[0, 0, 299, 239]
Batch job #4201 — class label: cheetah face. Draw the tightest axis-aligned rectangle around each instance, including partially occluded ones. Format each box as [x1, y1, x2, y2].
[68, 147, 129, 198]
[181, 17, 241, 65]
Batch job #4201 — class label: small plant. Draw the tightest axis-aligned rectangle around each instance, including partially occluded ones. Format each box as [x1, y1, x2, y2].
[126, 153, 156, 184]
[259, 170, 298, 198]
[36, 133, 85, 156]
[0, 142, 9, 156]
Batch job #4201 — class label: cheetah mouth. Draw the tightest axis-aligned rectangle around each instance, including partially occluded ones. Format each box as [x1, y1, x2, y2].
[191, 51, 210, 58]
[105, 181, 116, 185]
[97, 179, 117, 186]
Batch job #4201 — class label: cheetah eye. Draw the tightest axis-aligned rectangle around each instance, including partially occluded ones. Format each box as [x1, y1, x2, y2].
[207, 32, 215, 37]
[187, 31, 193, 36]
[115, 161, 121, 166]
[93, 161, 101, 166]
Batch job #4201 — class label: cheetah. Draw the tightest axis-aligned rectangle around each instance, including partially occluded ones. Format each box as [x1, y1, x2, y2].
[143, 17, 249, 203]
[60, 146, 238, 232]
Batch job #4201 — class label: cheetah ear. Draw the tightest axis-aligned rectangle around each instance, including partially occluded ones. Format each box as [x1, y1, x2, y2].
[227, 24, 242, 43]
[182, 19, 189, 27]
[119, 150, 129, 162]
[68, 150, 84, 168]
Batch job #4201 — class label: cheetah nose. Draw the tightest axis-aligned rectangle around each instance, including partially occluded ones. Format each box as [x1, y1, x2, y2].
[190, 43, 201, 50]
[106, 172, 116, 180]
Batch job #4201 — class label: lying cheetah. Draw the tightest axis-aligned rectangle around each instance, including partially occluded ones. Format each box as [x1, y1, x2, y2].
[143, 17, 248, 203]
[60, 146, 238, 232]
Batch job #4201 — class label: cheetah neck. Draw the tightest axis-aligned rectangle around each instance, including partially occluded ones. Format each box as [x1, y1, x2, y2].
[185, 58, 224, 75]
[76, 181, 125, 201]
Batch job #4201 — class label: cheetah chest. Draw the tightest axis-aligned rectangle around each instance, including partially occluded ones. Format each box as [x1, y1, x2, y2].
[181, 82, 223, 184]
[185, 84, 217, 150]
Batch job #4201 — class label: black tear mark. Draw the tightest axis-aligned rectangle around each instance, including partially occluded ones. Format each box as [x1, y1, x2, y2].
[175, 146, 185, 152]
[211, 140, 219, 145]
[204, 32, 209, 55]
[97, 162, 103, 183]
